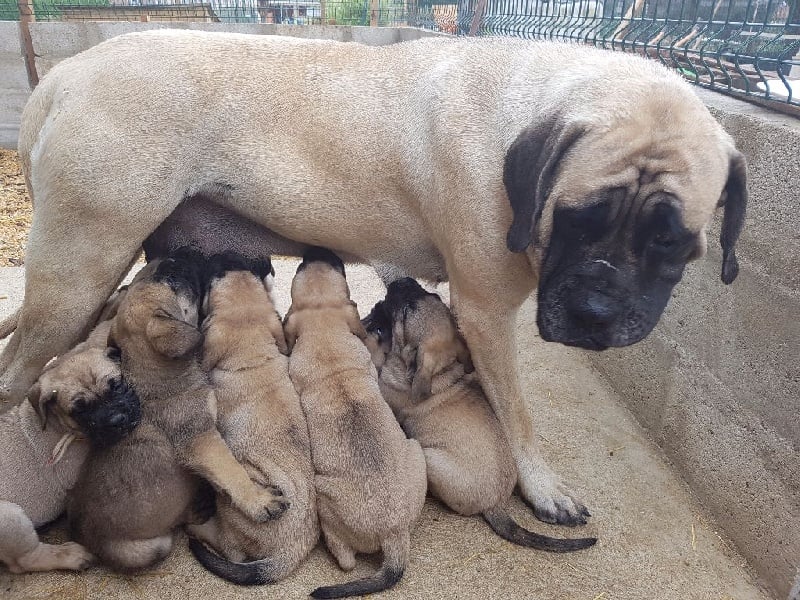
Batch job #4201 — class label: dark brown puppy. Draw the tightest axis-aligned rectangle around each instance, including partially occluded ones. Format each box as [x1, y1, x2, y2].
[364, 278, 596, 552]
[188, 253, 318, 584]
[68, 252, 287, 572]
[285, 248, 427, 600]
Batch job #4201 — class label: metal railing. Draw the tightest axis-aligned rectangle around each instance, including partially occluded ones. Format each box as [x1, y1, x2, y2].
[2, 0, 798, 109]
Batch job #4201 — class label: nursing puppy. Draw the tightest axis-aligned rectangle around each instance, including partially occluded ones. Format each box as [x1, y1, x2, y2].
[1, 311, 140, 573]
[363, 278, 596, 552]
[68, 251, 288, 572]
[187, 253, 317, 584]
[285, 248, 427, 599]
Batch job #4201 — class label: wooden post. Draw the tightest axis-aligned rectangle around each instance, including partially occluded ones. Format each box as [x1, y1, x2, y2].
[468, 0, 487, 36]
[319, 0, 326, 24]
[17, 0, 38, 89]
[370, 0, 379, 26]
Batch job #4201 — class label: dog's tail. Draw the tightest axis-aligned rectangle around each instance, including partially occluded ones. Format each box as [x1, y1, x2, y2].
[310, 531, 408, 599]
[0, 308, 19, 341]
[188, 537, 291, 586]
[483, 506, 597, 552]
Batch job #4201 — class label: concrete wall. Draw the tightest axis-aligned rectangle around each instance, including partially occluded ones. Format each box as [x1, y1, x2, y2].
[0, 22, 445, 148]
[587, 89, 800, 599]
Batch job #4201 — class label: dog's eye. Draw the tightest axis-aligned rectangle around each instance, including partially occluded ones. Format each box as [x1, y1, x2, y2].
[651, 233, 676, 249]
[72, 397, 89, 413]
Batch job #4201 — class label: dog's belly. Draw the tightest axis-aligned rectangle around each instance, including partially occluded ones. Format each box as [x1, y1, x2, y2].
[143, 195, 448, 282]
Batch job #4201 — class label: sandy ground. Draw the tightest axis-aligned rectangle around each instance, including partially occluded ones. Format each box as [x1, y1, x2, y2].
[0, 149, 28, 267]
[0, 258, 771, 600]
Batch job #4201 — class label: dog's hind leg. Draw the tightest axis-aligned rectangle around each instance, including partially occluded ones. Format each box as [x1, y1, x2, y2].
[0, 501, 94, 573]
[99, 535, 174, 571]
[0, 210, 148, 405]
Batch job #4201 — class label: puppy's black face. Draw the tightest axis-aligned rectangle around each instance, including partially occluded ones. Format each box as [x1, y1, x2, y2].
[296, 246, 345, 276]
[537, 193, 700, 350]
[205, 251, 274, 285]
[362, 300, 393, 348]
[70, 376, 142, 448]
[154, 247, 206, 305]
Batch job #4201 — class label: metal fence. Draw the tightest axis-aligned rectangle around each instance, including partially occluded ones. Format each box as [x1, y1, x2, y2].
[3, 0, 799, 110]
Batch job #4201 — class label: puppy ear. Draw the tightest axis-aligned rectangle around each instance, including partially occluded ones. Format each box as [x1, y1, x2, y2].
[283, 308, 298, 354]
[505, 118, 586, 252]
[27, 382, 56, 430]
[268, 311, 290, 356]
[455, 336, 474, 374]
[407, 345, 433, 403]
[146, 313, 203, 359]
[346, 302, 367, 341]
[718, 151, 748, 285]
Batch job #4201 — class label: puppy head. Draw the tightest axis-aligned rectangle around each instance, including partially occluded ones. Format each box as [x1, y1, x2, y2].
[111, 251, 205, 361]
[379, 278, 473, 402]
[361, 300, 392, 369]
[203, 251, 275, 313]
[504, 79, 747, 350]
[289, 246, 349, 308]
[27, 346, 141, 447]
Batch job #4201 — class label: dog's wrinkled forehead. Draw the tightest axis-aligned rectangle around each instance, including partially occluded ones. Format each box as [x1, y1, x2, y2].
[153, 247, 206, 300]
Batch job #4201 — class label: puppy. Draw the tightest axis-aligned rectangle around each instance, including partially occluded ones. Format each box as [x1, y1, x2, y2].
[364, 278, 596, 552]
[1, 311, 140, 573]
[187, 253, 318, 584]
[68, 251, 288, 572]
[284, 248, 427, 599]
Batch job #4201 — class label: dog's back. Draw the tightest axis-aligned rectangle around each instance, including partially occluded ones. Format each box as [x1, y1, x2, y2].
[188, 257, 318, 584]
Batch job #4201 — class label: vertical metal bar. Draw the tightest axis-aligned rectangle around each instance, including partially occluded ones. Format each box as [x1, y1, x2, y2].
[17, 0, 38, 89]
[468, 0, 488, 35]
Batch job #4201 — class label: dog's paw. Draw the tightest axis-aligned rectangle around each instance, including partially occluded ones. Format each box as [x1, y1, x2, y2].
[244, 485, 290, 523]
[517, 458, 591, 526]
[59, 542, 96, 571]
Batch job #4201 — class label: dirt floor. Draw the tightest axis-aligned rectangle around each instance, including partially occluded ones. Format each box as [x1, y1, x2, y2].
[0, 149, 29, 267]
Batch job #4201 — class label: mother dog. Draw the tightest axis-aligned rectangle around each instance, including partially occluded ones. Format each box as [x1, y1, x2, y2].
[0, 31, 746, 525]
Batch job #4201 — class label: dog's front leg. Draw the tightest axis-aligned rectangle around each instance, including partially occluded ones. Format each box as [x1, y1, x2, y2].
[450, 289, 590, 526]
[177, 430, 289, 523]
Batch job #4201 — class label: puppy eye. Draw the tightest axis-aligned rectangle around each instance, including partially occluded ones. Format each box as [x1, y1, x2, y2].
[651, 233, 676, 249]
[72, 397, 89, 413]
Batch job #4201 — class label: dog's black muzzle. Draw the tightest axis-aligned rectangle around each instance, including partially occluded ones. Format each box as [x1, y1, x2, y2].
[72, 377, 142, 448]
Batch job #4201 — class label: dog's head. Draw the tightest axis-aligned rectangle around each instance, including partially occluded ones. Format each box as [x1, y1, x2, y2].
[504, 81, 747, 350]
[284, 247, 364, 352]
[361, 300, 392, 369]
[202, 251, 289, 359]
[111, 249, 205, 362]
[289, 246, 349, 309]
[370, 278, 473, 403]
[26, 340, 141, 448]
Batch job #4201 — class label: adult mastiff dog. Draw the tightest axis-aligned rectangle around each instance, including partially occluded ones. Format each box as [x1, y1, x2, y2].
[0, 30, 746, 525]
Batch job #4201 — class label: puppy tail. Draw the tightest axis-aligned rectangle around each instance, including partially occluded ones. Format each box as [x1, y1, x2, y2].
[0, 308, 19, 340]
[483, 507, 597, 552]
[188, 537, 286, 586]
[310, 531, 408, 599]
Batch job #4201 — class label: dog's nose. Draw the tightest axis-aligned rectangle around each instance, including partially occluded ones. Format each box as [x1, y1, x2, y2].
[107, 412, 128, 428]
[568, 291, 620, 327]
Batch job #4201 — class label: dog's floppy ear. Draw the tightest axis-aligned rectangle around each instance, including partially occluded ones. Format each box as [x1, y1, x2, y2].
[283, 307, 298, 354]
[346, 302, 367, 341]
[718, 151, 748, 285]
[505, 118, 587, 252]
[27, 381, 57, 430]
[454, 335, 474, 374]
[146, 308, 203, 359]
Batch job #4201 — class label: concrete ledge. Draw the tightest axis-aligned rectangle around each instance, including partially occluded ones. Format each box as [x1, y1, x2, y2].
[588, 88, 800, 599]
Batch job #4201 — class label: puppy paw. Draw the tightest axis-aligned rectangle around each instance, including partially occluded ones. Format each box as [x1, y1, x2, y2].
[517, 458, 590, 526]
[58, 542, 96, 571]
[242, 485, 290, 523]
